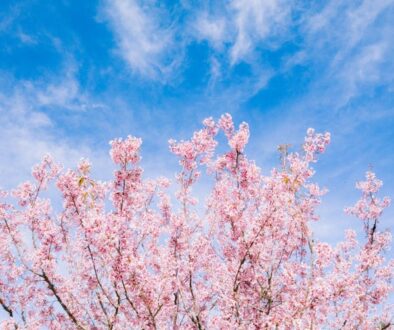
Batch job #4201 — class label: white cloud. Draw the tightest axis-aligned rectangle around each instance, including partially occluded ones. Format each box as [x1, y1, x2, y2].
[100, 0, 394, 110]
[306, 0, 393, 57]
[189, 0, 292, 98]
[35, 78, 80, 107]
[15, 29, 36, 45]
[190, 0, 393, 100]
[102, 0, 175, 79]
[0, 71, 110, 189]
[346, 0, 392, 47]
[193, 0, 291, 64]
[208, 56, 222, 87]
[21, 64, 106, 112]
[194, 14, 227, 50]
[337, 42, 388, 104]
[230, 0, 290, 63]
[0, 4, 21, 33]
[302, 0, 394, 107]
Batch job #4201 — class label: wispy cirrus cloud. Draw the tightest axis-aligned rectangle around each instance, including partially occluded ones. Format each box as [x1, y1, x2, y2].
[18, 67, 105, 112]
[229, 0, 291, 64]
[302, 0, 394, 107]
[101, 0, 177, 80]
[190, 0, 394, 102]
[101, 0, 293, 84]
[193, 0, 292, 64]
[0, 66, 110, 189]
[193, 13, 228, 51]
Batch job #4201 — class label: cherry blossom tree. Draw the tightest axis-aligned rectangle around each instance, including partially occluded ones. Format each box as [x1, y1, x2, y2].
[0, 114, 392, 329]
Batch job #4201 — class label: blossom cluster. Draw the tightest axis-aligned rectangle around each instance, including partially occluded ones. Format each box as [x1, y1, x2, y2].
[0, 114, 392, 329]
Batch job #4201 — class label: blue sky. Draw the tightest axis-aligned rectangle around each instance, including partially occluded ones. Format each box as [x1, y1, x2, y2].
[0, 0, 393, 243]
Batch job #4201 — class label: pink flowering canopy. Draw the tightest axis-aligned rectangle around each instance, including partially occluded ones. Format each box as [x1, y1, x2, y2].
[0, 114, 393, 329]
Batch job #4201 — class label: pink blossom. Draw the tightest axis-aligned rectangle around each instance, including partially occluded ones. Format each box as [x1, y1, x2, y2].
[110, 135, 142, 165]
[0, 115, 392, 329]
